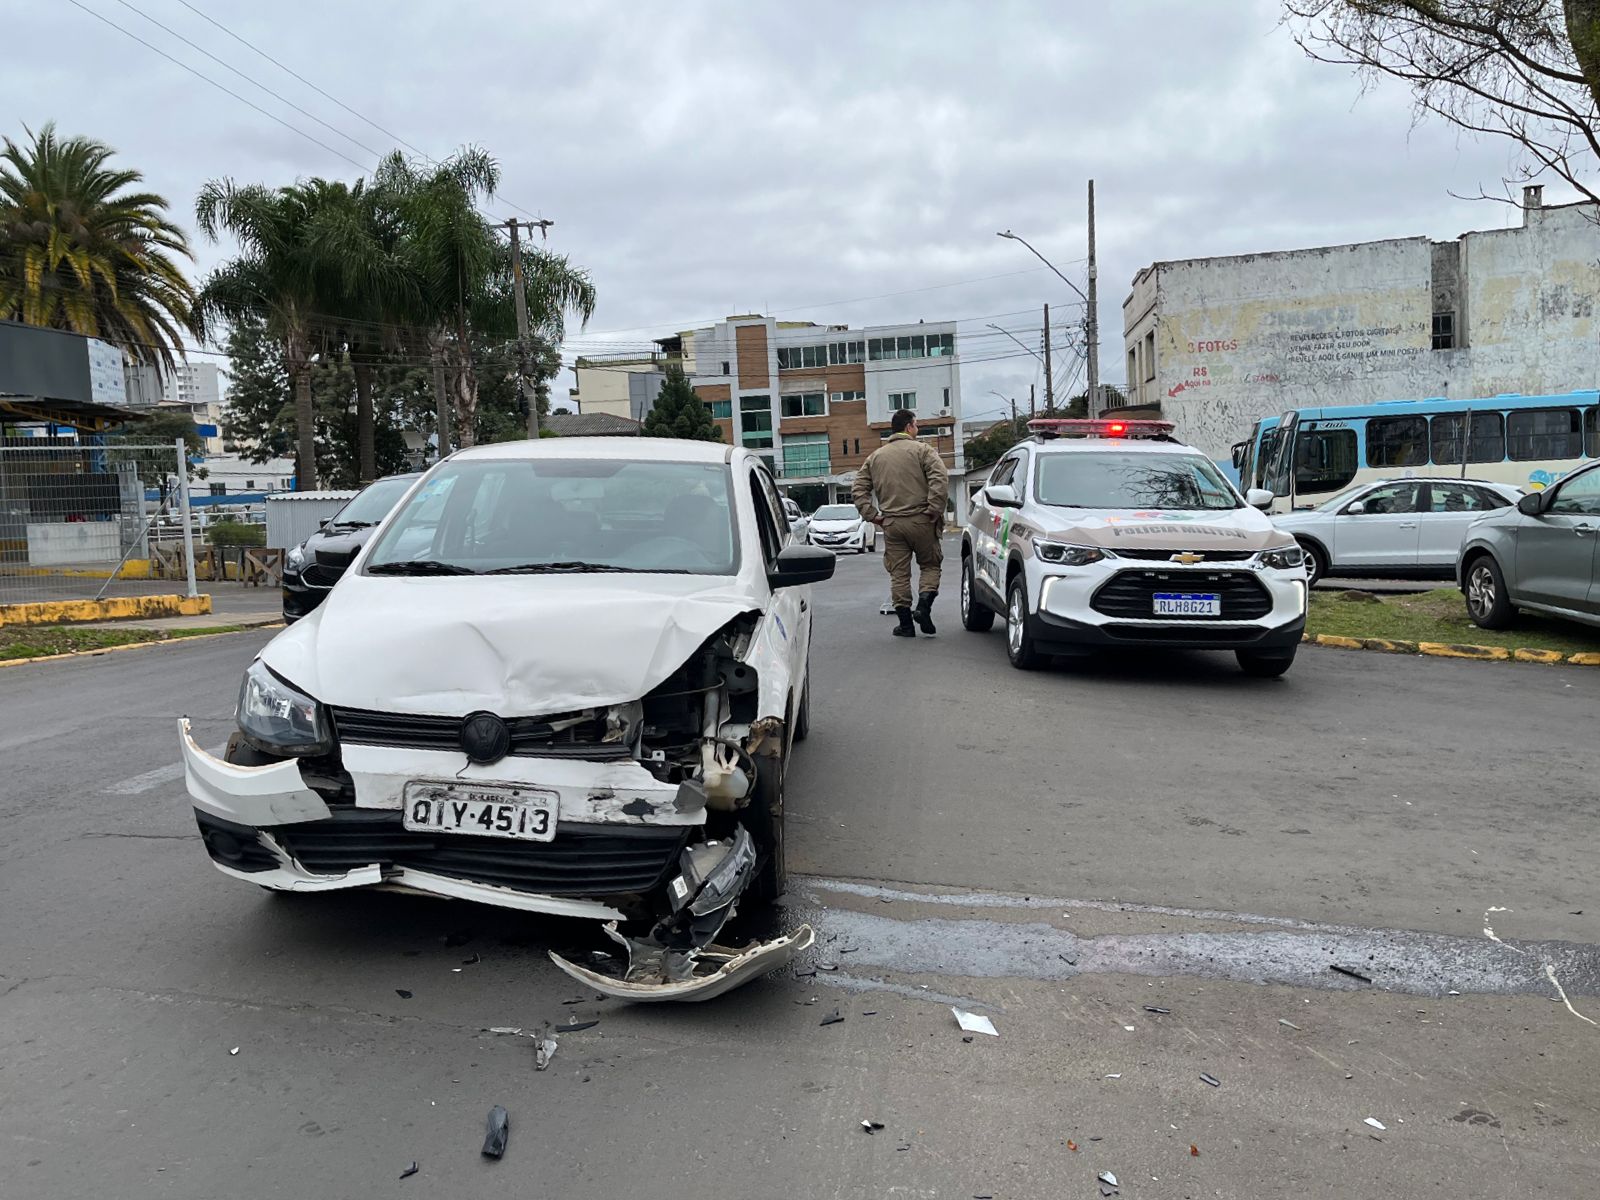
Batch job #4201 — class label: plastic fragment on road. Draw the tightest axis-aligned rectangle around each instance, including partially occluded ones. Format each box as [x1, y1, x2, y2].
[229, 1047, 239, 1056]
[1122, 1025, 1135, 1032]
[399, 1162, 419, 1179]
[1067, 1140, 1078, 1152]
[1143, 1006, 1171, 1014]
[952, 1008, 998, 1036]
[820, 1008, 844, 1027]
[1330, 965, 1373, 984]
[1190, 1143, 1200, 1156]
[1278, 1019, 1301, 1030]
[534, 1025, 558, 1070]
[395, 989, 413, 999]
[861, 1119, 885, 1134]
[1104, 1073, 1121, 1079]
[561, 1019, 599, 1032]
[1364, 1117, 1386, 1131]
[1199, 1072, 1221, 1087]
[481, 1105, 510, 1159]
[487, 1026, 522, 1035]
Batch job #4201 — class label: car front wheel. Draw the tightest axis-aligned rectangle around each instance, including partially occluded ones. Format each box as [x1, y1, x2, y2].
[1005, 576, 1043, 669]
[1237, 648, 1296, 677]
[961, 556, 995, 631]
[1465, 555, 1515, 629]
[1299, 540, 1328, 586]
[746, 750, 786, 903]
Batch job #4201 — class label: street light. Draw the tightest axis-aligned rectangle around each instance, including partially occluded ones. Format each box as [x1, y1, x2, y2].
[996, 231, 1088, 302]
[998, 226, 1100, 414]
[986, 323, 1044, 365]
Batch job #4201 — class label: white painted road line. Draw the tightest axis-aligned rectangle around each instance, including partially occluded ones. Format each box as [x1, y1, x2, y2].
[104, 747, 223, 795]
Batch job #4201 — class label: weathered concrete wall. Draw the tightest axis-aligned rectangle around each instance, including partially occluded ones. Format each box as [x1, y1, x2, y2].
[1127, 201, 1600, 459]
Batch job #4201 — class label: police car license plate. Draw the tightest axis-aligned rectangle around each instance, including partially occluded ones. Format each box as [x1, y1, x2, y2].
[1153, 592, 1221, 616]
[402, 782, 558, 842]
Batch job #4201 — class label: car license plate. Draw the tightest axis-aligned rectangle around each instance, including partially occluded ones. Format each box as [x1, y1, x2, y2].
[402, 782, 558, 842]
[1153, 592, 1221, 616]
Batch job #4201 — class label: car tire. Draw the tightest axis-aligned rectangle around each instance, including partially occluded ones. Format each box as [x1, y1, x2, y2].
[746, 750, 787, 904]
[793, 668, 811, 743]
[1236, 648, 1296, 678]
[961, 557, 996, 632]
[1464, 555, 1516, 629]
[1299, 540, 1328, 586]
[1005, 575, 1043, 669]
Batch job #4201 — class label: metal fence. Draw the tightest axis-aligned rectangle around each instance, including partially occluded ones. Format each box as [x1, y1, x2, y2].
[0, 439, 205, 606]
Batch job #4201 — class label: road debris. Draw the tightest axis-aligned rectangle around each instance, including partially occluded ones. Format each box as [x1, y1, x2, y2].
[399, 1162, 419, 1179]
[395, 989, 413, 999]
[861, 1119, 885, 1134]
[820, 1008, 844, 1027]
[462, 953, 481, 965]
[561, 1019, 600, 1032]
[1099, 1169, 1120, 1195]
[1278, 1019, 1301, 1030]
[1190, 1143, 1200, 1156]
[952, 1008, 998, 1036]
[229, 1047, 239, 1056]
[1329, 965, 1373, 984]
[1364, 1117, 1386, 1131]
[534, 1025, 558, 1070]
[1143, 1005, 1171, 1014]
[818, 962, 839, 972]
[1104, 1073, 1121, 1079]
[482, 1105, 510, 1159]
[1122, 1025, 1135, 1032]
[1067, 1140, 1078, 1152]
[1199, 1072, 1221, 1087]
[487, 1026, 522, 1035]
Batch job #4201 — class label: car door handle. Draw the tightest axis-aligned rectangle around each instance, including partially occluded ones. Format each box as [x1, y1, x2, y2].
[799, 599, 809, 611]
[1577, 525, 1595, 536]
[1397, 522, 1418, 529]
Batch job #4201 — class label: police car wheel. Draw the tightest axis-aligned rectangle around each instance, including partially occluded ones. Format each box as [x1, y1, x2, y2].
[1006, 576, 1043, 669]
[961, 557, 995, 632]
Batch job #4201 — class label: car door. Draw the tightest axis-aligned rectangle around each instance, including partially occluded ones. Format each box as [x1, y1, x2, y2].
[975, 454, 1020, 598]
[750, 465, 810, 700]
[1515, 465, 1600, 611]
[1330, 481, 1423, 569]
[1417, 482, 1501, 569]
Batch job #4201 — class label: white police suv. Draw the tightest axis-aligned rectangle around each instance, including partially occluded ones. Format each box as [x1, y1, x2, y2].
[960, 419, 1308, 676]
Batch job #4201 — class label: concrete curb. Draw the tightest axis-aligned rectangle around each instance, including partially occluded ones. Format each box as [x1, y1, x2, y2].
[0, 623, 280, 669]
[0, 594, 212, 628]
[1303, 631, 1597, 666]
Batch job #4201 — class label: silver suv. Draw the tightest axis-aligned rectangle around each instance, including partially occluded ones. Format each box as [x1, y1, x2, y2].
[1458, 458, 1600, 631]
[960, 419, 1309, 676]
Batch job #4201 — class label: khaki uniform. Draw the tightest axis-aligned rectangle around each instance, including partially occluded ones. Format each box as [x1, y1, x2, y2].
[852, 433, 948, 608]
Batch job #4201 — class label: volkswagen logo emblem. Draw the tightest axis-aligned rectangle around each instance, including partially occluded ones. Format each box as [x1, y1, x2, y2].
[460, 712, 511, 764]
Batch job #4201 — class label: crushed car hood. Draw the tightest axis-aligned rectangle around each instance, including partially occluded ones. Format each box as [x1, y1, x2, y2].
[260, 572, 758, 715]
[1040, 508, 1294, 551]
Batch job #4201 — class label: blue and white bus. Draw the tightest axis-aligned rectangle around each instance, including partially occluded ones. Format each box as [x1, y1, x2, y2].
[1232, 390, 1600, 512]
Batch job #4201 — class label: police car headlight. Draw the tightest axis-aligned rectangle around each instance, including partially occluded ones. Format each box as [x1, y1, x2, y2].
[1037, 542, 1105, 566]
[1259, 545, 1305, 570]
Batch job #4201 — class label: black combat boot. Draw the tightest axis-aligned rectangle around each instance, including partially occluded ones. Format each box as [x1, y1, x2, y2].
[914, 591, 938, 635]
[892, 606, 917, 637]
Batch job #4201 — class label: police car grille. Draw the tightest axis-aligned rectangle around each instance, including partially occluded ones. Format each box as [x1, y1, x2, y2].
[1091, 570, 1272, 620]
[1112, 548, 1255, 562]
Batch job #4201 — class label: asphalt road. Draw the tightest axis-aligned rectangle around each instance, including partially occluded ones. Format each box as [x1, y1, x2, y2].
[2, 550, 1598, 1199]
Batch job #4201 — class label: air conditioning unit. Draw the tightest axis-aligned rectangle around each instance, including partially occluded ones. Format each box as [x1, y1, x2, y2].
[938, 407, 951, 417]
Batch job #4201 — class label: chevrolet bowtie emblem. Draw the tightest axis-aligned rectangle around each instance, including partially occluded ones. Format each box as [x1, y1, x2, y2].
[1171, 552, 1205, 564]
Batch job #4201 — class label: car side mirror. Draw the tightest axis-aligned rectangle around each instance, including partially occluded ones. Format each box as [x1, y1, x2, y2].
[1344, 501, 1366, 515]
[986, 484, 1021, 508]
[768, 544, 836, 590]
[1245, 488, 1274, 510]
[318, 518, 330, 529]
[1517, 491, 1546, 516]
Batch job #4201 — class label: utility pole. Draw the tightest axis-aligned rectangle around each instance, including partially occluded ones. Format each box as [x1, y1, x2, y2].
[432, 357, 451, 462]
[1042, 303, 1054, 412]
[1029, 383, 1036, 418]
[497, 216, 556, 439]
[1086, 179, 1100, 415]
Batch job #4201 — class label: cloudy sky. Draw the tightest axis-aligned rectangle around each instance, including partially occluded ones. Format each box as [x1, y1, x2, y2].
[10, 0, 1568, 426]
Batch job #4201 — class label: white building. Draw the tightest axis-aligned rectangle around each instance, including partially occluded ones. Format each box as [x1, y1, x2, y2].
[1121, 187, 1600, 459]
[122, 359, 226, 452]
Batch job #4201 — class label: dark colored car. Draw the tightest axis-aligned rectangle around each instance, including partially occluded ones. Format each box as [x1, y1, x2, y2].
[282, 474, 420, 622]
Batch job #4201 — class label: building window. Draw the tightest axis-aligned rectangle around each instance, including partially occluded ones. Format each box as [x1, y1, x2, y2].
[942, 387, 950, 410]
[1366, 416, 1429, 467]
[777, 345, 828, 369]
[209, 483, 226, 496]
[721, 361, 730, 375]
[739, 394, 773, 448]
[853, 438, 860, 455]
[828, 341, 865, 365]
[1507, 408, 1583, 460]
[849, 340, 865, 363]
[829, 390, 865, 404]
[1144, 331, 1156, 381]
[1128, 348, 1139, 392]
[704, 399, 733, 420]
[1432, 312, 1455, 351]
[246, 479, 255, 489]
[888, 391, 916, 411]
[897, 336, 912, 359]
[841, 438, 848, 455]
[868, 338, 884, 361]
[781, 392, 826, 417]
[926, 333, 955, 357]
[781, 432, 830, 477]
[1430, 411, 1504, 464]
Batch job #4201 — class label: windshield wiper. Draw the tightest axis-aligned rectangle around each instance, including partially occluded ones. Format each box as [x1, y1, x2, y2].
[330, 519, 375, 530]
[366, 559, 476, 576]
[484, 560, 645, 575]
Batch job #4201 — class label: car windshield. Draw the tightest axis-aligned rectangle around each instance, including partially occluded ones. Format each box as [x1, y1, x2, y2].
[364, 458, 737, 575]
[1034, 452, 1241, 510]
[813, 505, 859, 521]
[328, 476, 415, 528]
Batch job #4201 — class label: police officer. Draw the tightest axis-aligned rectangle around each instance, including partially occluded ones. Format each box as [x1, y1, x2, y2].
[852, 409, 949, 637]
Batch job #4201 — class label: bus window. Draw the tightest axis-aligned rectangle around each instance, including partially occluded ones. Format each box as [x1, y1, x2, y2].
[1294, 427, 1358, 495]
[1366, 415, 1429, 467]
[1586, 406, 1598, 457]
[1430, 411, 1506, 464]
[1254, 428, 1279, 490]
[1507, 408, 1583, 460]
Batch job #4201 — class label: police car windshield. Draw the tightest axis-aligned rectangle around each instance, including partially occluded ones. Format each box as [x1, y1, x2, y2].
[1035, 452, 1241, 511]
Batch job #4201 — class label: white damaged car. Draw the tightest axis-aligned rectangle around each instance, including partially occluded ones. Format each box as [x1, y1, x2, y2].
[180, 438, 835, 1001]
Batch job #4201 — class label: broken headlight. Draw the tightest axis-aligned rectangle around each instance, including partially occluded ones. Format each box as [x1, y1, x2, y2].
[1036, 542, 1106, 567]
[236, 659, 332, 756]
[1259, 545, 1306, 571]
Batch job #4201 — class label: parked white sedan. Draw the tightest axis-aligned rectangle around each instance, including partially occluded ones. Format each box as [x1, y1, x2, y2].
[802, 503, 878, 553]
[1272, 477, 1522, 584]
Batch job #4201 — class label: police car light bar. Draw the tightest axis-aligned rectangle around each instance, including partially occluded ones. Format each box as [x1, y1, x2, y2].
[1027, 418, 1176, 440]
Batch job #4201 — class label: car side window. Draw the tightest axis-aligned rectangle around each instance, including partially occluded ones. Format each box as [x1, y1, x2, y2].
[748, 469, 783, 568]
[1548, 468, 1600, 516]
[989, 457, 1017, 487]
[1474, 487, 1514, 510]
[1427, 483, 1494, 513]
[756, 470, 791, 536]
[1351, 482, 1420, 515]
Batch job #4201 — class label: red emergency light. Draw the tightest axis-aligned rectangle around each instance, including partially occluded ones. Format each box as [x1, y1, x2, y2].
[1027, 418, 1176, 440]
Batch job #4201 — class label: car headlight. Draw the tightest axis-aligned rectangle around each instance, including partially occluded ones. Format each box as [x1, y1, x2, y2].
[285, 543, 307, 572]
[236, 659, 332, 756]
[1036, 542, 1106, 566]
[1259, 545, 1306, 570]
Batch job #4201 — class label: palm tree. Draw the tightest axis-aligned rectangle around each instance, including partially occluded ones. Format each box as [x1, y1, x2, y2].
[0, 122, 194, 375]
